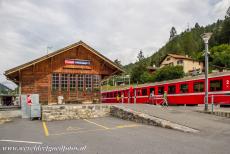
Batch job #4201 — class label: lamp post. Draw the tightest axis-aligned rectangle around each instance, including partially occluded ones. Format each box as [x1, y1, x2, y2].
[201, 32, 212, 111]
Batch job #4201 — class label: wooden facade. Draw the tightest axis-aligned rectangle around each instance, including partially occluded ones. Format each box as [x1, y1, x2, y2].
[5, 41, 123, 104]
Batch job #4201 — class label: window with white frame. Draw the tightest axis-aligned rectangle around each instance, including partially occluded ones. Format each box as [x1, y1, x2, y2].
[78, 74, 84, 91]
[70, 74, 76, 91]
[85, 75, 92, 92]
[52, 73, 59, 91]
[61, 74, 68, 91]
[93, 75, 100, 91]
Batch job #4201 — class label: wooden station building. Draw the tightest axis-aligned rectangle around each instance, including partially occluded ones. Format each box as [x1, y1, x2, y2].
[5, 41, 124, 104]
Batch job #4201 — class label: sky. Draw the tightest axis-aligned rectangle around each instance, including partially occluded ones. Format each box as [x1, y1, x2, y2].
[0, 0, 229, 89]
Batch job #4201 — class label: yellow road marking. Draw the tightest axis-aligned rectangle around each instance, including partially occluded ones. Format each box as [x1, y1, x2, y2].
[83, 119, 110, 129]
[51, 128, 106, 136]
[115, 124, 141, 129]
[42, 122, 49, 136]
[49, 124, 143, 136]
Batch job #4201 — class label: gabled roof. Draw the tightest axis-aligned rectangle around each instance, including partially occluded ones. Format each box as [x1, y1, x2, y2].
[160, 53, 194, 65]
[5, 40, 124, 76]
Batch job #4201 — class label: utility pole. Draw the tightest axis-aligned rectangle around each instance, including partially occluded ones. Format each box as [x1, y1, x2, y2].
[201, 33, 212, 111]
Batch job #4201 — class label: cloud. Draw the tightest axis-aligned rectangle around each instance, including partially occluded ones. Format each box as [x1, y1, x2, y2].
[0, 0, 229, 88]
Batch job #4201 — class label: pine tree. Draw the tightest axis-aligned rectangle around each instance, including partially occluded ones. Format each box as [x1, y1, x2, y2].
[195, 23, 200, 29]
[169, 26, 177, 40]
[114, 59, 122, 67]
[137, 50, 145, 61]
[226, 6, 230, 18]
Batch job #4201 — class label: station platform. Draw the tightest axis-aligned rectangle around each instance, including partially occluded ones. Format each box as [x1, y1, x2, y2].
[114, 104, 230, 135]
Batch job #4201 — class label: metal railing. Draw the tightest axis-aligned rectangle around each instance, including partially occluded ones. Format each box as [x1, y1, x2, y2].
[207, 95, 230, 113]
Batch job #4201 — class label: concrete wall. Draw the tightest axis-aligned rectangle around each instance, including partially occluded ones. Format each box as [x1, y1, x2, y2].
[42, 104, 111, 121]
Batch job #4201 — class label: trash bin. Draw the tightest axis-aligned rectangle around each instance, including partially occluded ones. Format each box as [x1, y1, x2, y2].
[58, 96, 64, 104]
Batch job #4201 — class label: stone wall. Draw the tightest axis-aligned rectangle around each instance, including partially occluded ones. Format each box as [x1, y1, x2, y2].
[42, 104, 111, 121]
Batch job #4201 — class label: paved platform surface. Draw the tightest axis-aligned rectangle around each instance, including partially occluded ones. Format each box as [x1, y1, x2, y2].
[116, 104, 230, 136]
[1, 116, 230, 154]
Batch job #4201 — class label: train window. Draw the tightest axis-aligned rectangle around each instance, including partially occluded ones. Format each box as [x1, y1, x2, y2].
[136, 89, 141, 96]
[124, 91, 128, 97]
[210, 80, 222, 91]
[168, 85, 176, 94]
[180, 84, 188, 93]
[118, 92, 121, 97]
[142, 88, 147, 96]
[194, 82, 204, 92]
[158, 86, 164, 95]
[114, 92, 117, 97]
[150, 88, 155, 94]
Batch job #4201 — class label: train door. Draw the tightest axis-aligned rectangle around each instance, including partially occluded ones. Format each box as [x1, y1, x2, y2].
[149, 87, 155, 104]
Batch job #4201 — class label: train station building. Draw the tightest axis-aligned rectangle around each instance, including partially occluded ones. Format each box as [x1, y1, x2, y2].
[4, 41, 124, 104]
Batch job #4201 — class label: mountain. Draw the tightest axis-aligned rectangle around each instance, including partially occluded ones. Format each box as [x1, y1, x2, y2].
[0, 83, 12, 94]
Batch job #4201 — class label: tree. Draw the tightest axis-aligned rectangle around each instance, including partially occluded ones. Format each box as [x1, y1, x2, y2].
[114, 59, 122, 67]
[131, 64, 146, 83]
[153, 65, 184, 82]
[210, 44, 230, 70]
[137, 50, 145, 61]
[169, 26, 177, 40]
[226, 6, 230, 18]
[195, 23, 200, 29]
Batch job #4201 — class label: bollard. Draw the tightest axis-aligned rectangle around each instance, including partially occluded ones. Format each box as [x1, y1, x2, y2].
[211, 95, 214, 114]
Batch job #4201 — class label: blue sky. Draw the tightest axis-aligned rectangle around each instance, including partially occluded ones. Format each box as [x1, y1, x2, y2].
[0, 0, 229, 89]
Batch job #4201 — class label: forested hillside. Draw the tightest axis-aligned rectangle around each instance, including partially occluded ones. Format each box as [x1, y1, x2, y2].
[0, 83, 12, 94]
[123, 16, 230, 83]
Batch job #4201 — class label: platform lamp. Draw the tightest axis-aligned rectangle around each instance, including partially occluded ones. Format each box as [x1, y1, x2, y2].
[201, 32, 212, 111]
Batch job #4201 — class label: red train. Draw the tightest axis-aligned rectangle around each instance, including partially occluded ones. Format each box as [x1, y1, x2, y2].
[101, 72, 230, 106]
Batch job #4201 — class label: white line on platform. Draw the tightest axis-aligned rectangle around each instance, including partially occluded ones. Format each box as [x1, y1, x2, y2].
[0, 139, 43, 144]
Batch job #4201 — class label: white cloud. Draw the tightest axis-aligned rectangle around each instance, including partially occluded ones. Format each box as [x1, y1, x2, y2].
[0, 0, 229, 88]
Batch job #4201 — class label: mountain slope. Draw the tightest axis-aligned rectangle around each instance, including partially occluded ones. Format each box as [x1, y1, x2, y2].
[0, 83, 12, 94]
[124, 17, 230, 72]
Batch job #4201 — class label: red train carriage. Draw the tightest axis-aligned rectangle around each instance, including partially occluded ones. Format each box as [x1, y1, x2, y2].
[101, 72, 230, 106]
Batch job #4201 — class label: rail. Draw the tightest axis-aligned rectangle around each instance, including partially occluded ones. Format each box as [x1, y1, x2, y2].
[207, 95, 230, 113]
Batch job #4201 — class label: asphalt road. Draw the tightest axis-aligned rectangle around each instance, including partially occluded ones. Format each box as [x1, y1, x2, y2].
[0, 117, 230, 154]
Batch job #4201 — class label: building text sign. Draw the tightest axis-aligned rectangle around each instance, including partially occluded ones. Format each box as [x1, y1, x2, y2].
[65, 59, 91, 65]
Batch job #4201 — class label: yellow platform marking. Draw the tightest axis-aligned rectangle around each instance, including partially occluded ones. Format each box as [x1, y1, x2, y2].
[115, 124, 141, 129]
[83, 119, 110, 130]
[42, 122, 49, 136]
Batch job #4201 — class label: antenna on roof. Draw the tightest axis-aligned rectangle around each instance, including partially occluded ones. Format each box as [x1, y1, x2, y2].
[46, 46, 52, 55]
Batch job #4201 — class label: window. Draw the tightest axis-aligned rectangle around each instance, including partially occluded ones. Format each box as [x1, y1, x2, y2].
[118, 92, 121, 97]
[167, 57, 171, 61]
[61, 74, 68, 91]
[177, 60, 183, 65]
[158, 86, 164, 95]
[93, 75, 100, 92]
[168, 85, 176, 94]
[52, 73, 59, 91]
[136, 89, 141, 96]
[180, 84, 188, 93]
[78, 74, 84, 91]
[85, 75, 92, 92]
[210, 80, 222, 91]
[142, 88, 147, 96]
[70, 74, 76, 91]
[150, 87, 155, 94]
[194, 82, 204, 92]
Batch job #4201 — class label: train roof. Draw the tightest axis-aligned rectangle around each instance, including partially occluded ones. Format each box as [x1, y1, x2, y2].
[102, 71, 230, 93]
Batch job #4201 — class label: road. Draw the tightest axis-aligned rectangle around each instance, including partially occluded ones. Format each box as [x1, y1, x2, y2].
[0, 116, 230, 154]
